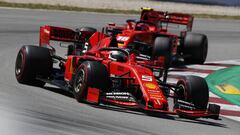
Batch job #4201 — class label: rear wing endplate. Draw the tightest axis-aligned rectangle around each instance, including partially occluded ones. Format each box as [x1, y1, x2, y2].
[39, 25, 87, 47]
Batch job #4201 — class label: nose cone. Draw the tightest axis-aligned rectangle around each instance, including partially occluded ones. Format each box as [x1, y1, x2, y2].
[148, 98, 168, 110]
[145, 87, 168, 110]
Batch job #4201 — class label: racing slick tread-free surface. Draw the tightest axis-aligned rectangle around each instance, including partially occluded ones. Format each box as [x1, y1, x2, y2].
[177, 76, 209, 110]
[152, 36, 172, 58]
[73, 61, 110, 102]
[15, 45, 52, 87]
[78, 27, 97, 33]
[152, 36, 172, 67]
[183, 33, 208, 64]
[76, 27, 97, 40]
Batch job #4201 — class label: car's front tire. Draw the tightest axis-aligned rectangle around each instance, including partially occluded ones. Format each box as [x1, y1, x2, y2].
[73, 61, 110, 102]
[176, 76, 209, 110]
[175, 76, 209, 119]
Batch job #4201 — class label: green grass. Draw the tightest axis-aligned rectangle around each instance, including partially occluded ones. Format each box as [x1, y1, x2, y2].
[0, 1, 239, 20]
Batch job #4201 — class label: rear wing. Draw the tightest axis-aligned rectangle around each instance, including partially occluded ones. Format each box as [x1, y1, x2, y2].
[140, 9, 194, 31]
[39, 25, 91, 47]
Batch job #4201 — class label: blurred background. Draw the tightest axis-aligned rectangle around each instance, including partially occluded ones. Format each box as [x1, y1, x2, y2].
[152, 0, 240, 7]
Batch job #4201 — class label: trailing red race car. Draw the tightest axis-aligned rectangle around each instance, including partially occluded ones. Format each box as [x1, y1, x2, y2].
[104, 8, 208, 64]
[15, 25, 220, 120]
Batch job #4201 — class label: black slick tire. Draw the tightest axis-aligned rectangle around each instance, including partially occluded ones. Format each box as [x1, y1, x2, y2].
[183, 33, 208, 64]
[15, 45, 52, 87]
[76, 27, 97, 40]
[176, 76, 209, 110]
[152, 37, 171, 58]
[152, 37, 172, 66]
[78, 27, 97, 33]
[73, 61, 110, 102]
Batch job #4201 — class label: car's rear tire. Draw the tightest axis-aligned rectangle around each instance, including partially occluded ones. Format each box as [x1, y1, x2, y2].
[73, 61, 110, 102]
[78, 27, 97, 33]
[152, 37, 172, 66]
[183, 33, 208, 64]
[15, 45, 53, 87]
[152, 37, 171, 57]
[76, 27, 97, 40]
[176, 76, 209, 110]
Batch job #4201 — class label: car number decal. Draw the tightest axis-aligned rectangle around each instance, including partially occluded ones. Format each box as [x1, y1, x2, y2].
[142, 75, 152, 81]
[117, 36, 129, 42]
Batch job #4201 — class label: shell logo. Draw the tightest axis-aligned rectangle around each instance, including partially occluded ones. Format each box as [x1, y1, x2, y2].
[215, 84, 240, 95]
[117, 43, 125, 48]
[144, 82, 157, 90]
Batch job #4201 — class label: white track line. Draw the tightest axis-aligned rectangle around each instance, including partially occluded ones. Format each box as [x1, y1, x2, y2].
[168, 71, 208, 78]
[208, 103, 240, 112]
[209, 92, 220, 98]
[209, 59, 240, 65]
[185, 64, 227, 70]
[223, 116, 240, 122]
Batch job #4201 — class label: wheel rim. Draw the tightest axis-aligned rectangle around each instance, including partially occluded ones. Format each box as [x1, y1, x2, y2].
[15, 52, 24, 76]
[74, 69, 85, 93]
[177, 84, 186, 101]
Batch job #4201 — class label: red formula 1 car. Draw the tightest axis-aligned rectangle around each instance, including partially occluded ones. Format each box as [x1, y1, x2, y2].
[15, 25, 219, 120]
[104, 8, 208, 65]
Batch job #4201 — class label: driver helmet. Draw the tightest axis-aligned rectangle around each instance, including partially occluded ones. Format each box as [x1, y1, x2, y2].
[109, 51, 127, 62]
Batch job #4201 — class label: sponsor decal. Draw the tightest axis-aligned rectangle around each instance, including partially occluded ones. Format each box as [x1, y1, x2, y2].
[105, 92, 135, 102]
[144, 82, 157, 89]
[215, 84, 240, 95]
[117, 43, 124, 48]
[148, 90, 162, 98]
[142, 75, 152, 81]
[110, 74, 116, 77]
[106, 92, 131, 96]
[147, 89, 160, 93]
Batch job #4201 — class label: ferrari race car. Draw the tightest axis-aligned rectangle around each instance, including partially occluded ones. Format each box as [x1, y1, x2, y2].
[15, 25, 220, 120]
[105, 8, 208, 64]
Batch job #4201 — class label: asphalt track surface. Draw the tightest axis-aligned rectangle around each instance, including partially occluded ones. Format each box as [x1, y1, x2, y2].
[0, 8, 239, 135]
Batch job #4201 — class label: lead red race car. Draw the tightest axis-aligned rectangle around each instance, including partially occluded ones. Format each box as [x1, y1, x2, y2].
[15, 22, 219, 120]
